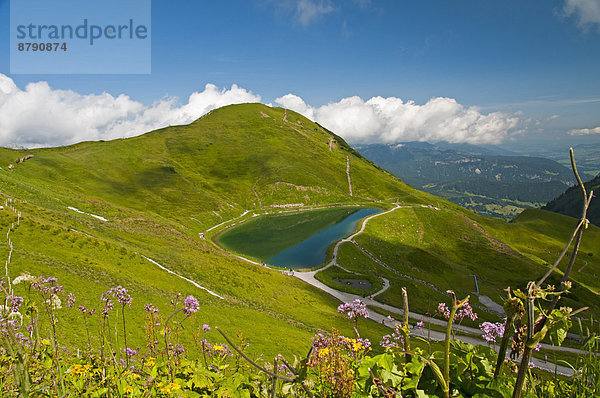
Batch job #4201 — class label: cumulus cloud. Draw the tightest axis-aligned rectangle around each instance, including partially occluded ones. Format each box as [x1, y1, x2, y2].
[569, 126, 600, 135]
[275, 93, 519, 145]
[0, 74, 260, 148]
[562, 0, 600, 30]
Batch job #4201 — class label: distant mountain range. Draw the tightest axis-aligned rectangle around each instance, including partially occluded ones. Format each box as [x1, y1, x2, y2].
[354, 142, 574, 220]
[543, 174, 600, 226]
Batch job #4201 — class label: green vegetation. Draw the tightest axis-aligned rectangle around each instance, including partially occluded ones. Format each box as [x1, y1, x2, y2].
[0, 103, 598, 397]
[355, 142, 573, 220]
[0, 104, 420, 360]
[215, 207, 360, 260]
[543, 174, 600, 226]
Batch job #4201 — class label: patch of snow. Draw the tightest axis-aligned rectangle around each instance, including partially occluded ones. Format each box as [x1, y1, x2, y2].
[67, 206, 108, 222]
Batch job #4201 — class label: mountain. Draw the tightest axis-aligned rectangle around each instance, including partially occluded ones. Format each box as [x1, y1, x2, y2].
[0, 103, 598, 357]
[497, 142, 600, 179]
[0, 103, 427, 355]
[543, 174, 600, 226]
[354, 142, 574, 220]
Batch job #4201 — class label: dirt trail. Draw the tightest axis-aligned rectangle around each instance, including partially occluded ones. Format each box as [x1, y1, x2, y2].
[346, 156, 353, 197]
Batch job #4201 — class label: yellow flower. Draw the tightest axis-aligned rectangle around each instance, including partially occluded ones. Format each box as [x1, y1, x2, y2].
[213, 345, 224, 352]
[160, 383, 181, 393]
[144, 360, 155, 367]
[127, 373, 140, 379]
[318, 348, 330, 358]
[352, 341, 364, 352]
[124, 385, 133, 393]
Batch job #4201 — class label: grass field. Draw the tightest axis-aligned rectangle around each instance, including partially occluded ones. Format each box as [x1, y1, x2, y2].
[0, 103, 597, 365]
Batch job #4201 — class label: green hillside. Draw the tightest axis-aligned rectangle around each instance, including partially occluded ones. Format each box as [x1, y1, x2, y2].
[0, 103, 597, 361]
[0, 104, 424, 358]
[543, 174, 600, 226]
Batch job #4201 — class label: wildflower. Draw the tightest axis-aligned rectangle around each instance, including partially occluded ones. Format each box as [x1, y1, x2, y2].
[416, 321, 425, 328]
[160, 382, 181, 393]
[123, 347, 137, 357]
[113, 286, 133, 306]
[437, 302, 478, 321]
[380, 331, 404, 349]
[436, 303, 451, 319]
[101, 300, 113, 318]
[124, 385, 133, 393]
[144, 303, 159, 313]
[337, 299, 368, 322]
[318, 347, 330, 358]
[13, 273, 37, 285]
[183, 295, 199, 315]
[5, 295, 24, 313]
[173, 343, 185, 356]
[479, 321, 505, 343]
[456, 303, 478, 321]
[65, 293, 76, 308]
[213, 344, 224, 352]
[46, 294, 62, 310]
[202, 324, 210, 332]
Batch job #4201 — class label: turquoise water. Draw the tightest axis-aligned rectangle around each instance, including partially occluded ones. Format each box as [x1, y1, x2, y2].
[267, 208, 381, 269]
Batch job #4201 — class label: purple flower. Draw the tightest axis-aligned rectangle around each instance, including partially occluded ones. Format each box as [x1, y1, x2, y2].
[173, 343, 185, 356]
[111, 286, 133, 307]
[337, 299, 368, 321]
[456, 303, 478, 321]
[380, 330, 404, 349]
[65, 293, 76, 308]
[6, 295, 24, 313]
[436, 303, 451, 319]
[437, 302, 478, 321]
[479, 321, 505, 343]
[144, 303, 159, 314]
[202, 324, 211, 332]
[183, 295, 199, 315]
[534, 343, 541, 352]
[123, 347, 137, 357]
[44, 277, 58, 284]
[101, 300, 113, 318]
[416, 321, 425, 328]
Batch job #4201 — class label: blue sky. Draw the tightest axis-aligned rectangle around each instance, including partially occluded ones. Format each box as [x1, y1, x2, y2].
[0, 0, 599, 149]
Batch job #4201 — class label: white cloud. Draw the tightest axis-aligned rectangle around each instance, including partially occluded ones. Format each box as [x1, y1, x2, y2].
[275, 93, 519, 145]
[296, 0, 334, 26]
[563, 0, 600, 30]
[264, 0, 334, 26]
[0, 74, 260, 148]
[569, 126, 600, 135]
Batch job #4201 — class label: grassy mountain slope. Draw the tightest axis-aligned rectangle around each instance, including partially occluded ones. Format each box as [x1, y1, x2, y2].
[1, 103, 424, 357]
[542, 174, 600, 226]
[0, 103, 597, 358]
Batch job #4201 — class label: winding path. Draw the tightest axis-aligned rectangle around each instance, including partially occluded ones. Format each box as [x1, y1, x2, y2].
[291, 204, 577, 376]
